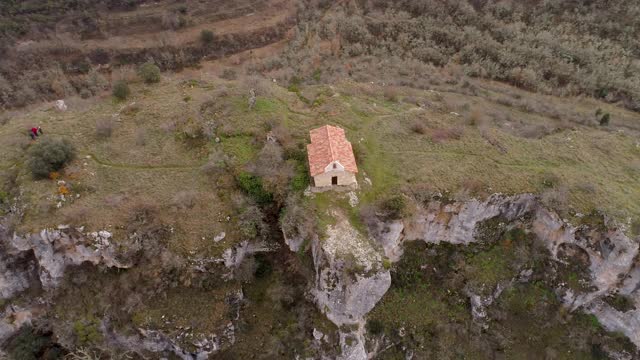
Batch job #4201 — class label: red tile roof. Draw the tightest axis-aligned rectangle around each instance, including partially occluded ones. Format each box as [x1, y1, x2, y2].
[307, 125, 358, 177]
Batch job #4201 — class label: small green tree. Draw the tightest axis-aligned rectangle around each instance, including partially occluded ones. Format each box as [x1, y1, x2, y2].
[236, 172, 273, 205]
[112, 80, 130, 100]
[5, 325, 61, 360]
[382, 194, 406, 219]
[138, 62, 161, 84]
[366, 319, 384, 335]
[73, 317, 103, 346]
[27, 137, 76, 179]
[200, 30, 214, 44]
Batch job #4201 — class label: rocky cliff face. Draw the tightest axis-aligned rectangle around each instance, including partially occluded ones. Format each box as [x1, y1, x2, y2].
[0, 224, 131, 346]
[307, 211, 390, 360]
[2, 193, 638, 358]
[532, 207, 640, 346]
[6, 228, 130, 291]
[368, 194, 640, 350]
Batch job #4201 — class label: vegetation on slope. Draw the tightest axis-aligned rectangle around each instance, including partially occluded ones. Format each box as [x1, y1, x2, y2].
[1, 0, 639, 354]
[271, 0, 640, 111]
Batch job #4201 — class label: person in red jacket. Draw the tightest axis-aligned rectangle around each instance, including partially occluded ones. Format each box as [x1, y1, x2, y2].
[29, 127, 43, 140]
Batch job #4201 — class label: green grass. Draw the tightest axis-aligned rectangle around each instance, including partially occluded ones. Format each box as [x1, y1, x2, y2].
[236, 172, 273, 205]
[254, 98, 280, 114]
[2, 74, 639, 242]
[371, 239, 634, 359]
[465, 246, 512, 290]
[131, 285, 237, 349]
[311, 192, 339, 234]
[368, 286, 468, 331]
[220, 135, 258, 166]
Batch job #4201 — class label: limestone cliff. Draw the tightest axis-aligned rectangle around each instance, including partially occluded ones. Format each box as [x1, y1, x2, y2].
[369, 194, 640, 349]
[308, 211, 390, 360]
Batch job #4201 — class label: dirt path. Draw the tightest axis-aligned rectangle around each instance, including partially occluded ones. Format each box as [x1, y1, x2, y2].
[85, 152, 204, 171]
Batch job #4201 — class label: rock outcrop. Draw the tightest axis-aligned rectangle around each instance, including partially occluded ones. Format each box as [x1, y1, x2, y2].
[369, 194, 640, 348]
[310, 211, 390, 359]
[0, 306, 36, 346]
[2, 228, 130, 294]
[532, 206, 639, 345]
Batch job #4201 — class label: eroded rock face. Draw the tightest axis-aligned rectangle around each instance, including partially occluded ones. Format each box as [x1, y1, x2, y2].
[403, 194, 537, 245]
[0, 247, 38, 300]
[4, 229, 131, 292]
[0, 306, 35, 346]
[282, 229, 306, 253]
[370, 194, 640, 349]
[310, 212, 390, 359]
[531, 207, 639, 345]
[368, 194, 536, 261]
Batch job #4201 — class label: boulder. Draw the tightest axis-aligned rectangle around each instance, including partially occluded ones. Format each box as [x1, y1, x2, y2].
[54, 100, 67, 111]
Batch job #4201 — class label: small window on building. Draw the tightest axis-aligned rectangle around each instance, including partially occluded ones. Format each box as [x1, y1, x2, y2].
[333, 163, 337, 169]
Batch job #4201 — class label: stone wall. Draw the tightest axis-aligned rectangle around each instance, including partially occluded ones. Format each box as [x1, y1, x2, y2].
[313, 170, 356, 187]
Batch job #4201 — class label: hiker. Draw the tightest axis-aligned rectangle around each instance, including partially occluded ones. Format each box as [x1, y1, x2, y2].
[29, 126, 43, 140]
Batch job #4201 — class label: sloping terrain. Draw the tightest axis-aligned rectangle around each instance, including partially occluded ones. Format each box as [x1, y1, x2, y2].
[0, 0, 295, 108]
[0, 0, 639, 359]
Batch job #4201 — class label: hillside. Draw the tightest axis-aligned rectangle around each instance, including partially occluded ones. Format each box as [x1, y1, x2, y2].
[1, 0, 640, 359]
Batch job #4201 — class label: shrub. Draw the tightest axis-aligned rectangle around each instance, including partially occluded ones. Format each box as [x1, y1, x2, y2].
[135, 128, 146, 146]
[382, 195, 407, 219]
[239, 205, 268, 240]
[431, 127, 463, 143]
[280, 195, 317, 248]
[73, 317, 103, 346]
[366, 319, 384, 335]
[604, 293, 636, 312]
[541, 186, 569, 213]
[599, 112, 611, 126]
[171, 191, 198, 210]
[125, 199, 169, 242]
[162, 11, 187, 29]
[79, 88, 92, 99]
[290, 164, 310, 192]
[220, 69, 237, 80]
[95, 118, 114, 138]
[236, 172, 273, 205]
[200, 30, 214, 44]
[631, 220, 640, 236]
[383, 86, 399, 102]
[27, 137, 76, 179]
[466, 108, 485, 126]
[540, 173, 560, 188]
[112, 80, 130, 100]
[234, 255, 257, 283]
[410, 121, 426, 134]
[352, 142, 367, 163]
[5, 325, 62, 360]
[287, 76, 302, 93]
[138, 62, 161, 84]
[201, 149, 229, 178]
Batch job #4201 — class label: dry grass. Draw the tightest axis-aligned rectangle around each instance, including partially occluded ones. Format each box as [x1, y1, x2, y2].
[410, 121, 426, 135]
[2, 75, 639, 242]
[95, 118, 114, 138]
[431, 127, 463, 143]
